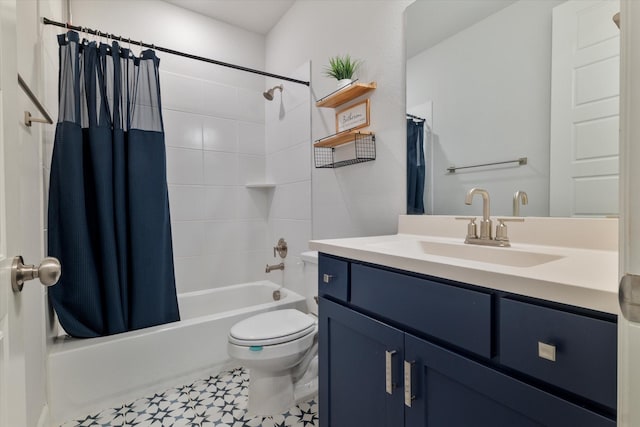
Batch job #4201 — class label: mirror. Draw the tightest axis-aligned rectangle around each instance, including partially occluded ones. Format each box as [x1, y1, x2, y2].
[406, 0, 620, 217]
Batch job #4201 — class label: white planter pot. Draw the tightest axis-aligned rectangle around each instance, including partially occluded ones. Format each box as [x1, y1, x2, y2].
[337, 79, 352, 90]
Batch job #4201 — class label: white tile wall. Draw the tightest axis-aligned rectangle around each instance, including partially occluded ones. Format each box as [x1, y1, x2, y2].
[202, 187, 238, 220]
[238, 155, 266, 185]
[161, 72, 205, 114]
[264, 63, 312, 292]
[163, 110, 203, 150]
[203, 116, 238, 152]
[167, 148, 204, 185]
[204, 151, 240, 186]
[166, 68, 267, 292]
[202, 81, 239, 119]
[270, 181, 312, 221]
[172, 222, 207, 258]
[267, 142, 311, 184]
[238, 121, 266, 155]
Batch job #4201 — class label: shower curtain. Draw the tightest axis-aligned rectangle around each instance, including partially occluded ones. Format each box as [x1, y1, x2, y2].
[407, 119, 426, 214]
[48, 31, 180, 338]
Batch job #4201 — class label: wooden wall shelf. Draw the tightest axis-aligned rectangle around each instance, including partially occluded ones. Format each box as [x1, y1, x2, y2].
[316, 82, 377, 108]
[314, 130, 375, 148]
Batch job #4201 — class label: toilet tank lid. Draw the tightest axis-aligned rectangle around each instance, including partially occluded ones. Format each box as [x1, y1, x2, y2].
[301, 251, 318, 264]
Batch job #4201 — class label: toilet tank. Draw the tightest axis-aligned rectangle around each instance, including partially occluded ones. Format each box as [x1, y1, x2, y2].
[301, 251, 318, 315]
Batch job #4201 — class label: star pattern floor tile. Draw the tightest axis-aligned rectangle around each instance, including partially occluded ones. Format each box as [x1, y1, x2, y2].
[61, 367, 319, 427]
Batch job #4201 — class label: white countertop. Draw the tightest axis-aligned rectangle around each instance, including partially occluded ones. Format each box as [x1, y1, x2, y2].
[309, 216, 620, 315]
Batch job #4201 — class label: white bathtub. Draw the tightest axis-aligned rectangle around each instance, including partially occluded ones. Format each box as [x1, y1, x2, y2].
[48, 281, 306, 425]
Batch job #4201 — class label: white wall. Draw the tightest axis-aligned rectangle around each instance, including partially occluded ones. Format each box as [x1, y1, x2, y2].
[266, 0, 411, 239]
[67, 0, 270, 295]
[407, 0, 563, 217]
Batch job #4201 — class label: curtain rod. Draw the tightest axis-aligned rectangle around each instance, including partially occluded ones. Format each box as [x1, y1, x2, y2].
[41, 17, 310, 87]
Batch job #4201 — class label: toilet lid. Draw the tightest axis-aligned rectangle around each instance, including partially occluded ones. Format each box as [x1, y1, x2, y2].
[229, 309, 316, 346]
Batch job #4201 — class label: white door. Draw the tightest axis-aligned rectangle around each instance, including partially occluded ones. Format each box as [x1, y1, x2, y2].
[0, 1, 50, 426]
[549, 0, 620, 217]
[0, 0, 26, 425]
[618, 1, 640, 425]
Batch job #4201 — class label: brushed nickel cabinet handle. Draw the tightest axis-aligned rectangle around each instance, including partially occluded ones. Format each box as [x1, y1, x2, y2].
[385, 350, 397, 394]
[404, 360, 415, 407]
[323, 273, 333, 284]
[538, 341, 557, 362]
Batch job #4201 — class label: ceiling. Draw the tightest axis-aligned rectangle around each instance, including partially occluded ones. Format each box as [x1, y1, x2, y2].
[163, 0, 295, 35]
[162, 0, 516, 57]
[406, 0, 516, 58]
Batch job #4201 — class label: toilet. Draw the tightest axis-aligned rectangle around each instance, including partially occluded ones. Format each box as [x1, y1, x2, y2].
[227, 251, 319, 416]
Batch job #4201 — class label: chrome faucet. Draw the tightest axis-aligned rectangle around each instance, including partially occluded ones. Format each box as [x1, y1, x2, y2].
[465, 188, 492, 240]
[513, 190, 528, 217]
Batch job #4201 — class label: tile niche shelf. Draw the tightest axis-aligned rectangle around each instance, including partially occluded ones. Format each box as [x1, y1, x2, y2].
[245, 183, 276, 189]
[314, 81, 377, 168]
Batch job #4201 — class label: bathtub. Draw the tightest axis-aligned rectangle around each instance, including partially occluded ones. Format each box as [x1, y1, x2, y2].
[47, 281, 306, 425]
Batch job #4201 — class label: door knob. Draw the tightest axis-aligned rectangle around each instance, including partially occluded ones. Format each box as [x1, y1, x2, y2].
[11, 256, 61, 292]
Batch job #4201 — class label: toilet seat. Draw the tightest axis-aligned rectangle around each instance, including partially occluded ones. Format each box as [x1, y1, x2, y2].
[229, 309, 316, 347]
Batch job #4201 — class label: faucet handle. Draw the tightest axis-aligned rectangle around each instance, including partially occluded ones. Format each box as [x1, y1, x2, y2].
[273, 238, 288, 258]
[497, 217, 525, 223]
[495, 218, 524, 245]
[455, 217, 478, 241]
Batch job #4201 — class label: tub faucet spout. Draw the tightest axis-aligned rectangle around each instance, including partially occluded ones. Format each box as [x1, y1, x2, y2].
[266, 262, 285, 273]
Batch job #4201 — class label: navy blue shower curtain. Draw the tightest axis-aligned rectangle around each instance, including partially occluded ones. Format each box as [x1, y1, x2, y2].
[407, 119, 425, 214]
[48, 31, 180, 338]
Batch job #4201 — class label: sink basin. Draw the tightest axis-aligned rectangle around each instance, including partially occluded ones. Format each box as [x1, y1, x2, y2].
[369, 239, 564, 268]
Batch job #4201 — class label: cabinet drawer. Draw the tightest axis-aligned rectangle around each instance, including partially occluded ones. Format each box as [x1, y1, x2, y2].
[351, 263, 492, 358]
[499, 298, 617, 410]
[405, 334, 615, 427]
[318, 254, 349, 302]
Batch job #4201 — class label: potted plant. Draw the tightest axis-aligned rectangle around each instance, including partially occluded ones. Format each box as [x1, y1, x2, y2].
[324, 54, 361, 90]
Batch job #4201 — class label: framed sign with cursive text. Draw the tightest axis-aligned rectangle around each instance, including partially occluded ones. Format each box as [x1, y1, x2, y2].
[335, 99, 370, 133]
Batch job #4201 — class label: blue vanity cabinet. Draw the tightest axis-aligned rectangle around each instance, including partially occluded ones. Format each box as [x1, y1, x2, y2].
[319, 297, 405, 427]
[317, 254, 617, 427]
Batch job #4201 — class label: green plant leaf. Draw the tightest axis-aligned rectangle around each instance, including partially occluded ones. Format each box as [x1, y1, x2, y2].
[323, 54, 361, 80]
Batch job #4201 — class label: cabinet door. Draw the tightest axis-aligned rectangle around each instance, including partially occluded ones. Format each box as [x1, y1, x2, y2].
[404, 335, 615, 427]
[319, 298, 404, 427]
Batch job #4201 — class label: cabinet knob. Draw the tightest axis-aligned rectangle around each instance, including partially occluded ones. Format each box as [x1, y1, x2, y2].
[323, 273, 333, 284]
[538, 341, 556, 362]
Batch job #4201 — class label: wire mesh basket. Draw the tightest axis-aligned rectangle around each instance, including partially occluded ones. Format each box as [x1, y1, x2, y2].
[314, 133, 376, 168]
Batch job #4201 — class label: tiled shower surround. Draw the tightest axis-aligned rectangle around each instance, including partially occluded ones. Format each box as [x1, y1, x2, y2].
[61, 367, 319, 427]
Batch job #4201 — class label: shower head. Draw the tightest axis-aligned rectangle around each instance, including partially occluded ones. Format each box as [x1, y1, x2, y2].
[263, 84, 283, 101]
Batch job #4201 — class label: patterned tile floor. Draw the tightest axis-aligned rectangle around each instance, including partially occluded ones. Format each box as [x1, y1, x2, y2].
[61, 367, 319, 427]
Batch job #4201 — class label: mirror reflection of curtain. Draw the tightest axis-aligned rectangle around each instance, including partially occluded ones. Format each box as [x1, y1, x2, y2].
[48, 31, 180, 338]
[407, 119, 425, 214]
